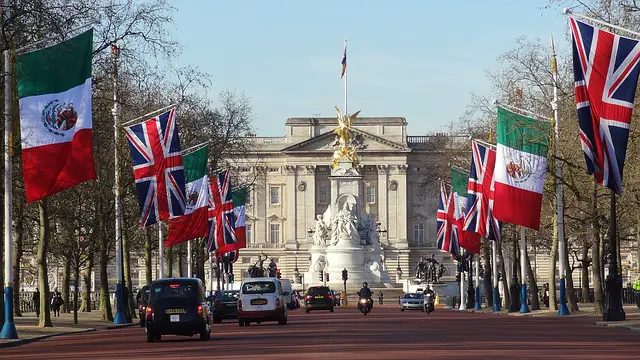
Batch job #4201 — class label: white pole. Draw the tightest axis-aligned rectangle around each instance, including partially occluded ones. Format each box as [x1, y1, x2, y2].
[474, 253, 481, 309]
[551, 34, 570, 316]
[111, 44, 127, 325]
[209, 253, 214, 293]
[343, 39, 348, 117]
[158, 223, 165, 278]
[459, 249, 465, 310]
[187, 240, 192, 278]
[492, 240, 500, 311]
[519, 228, 530, 313]
[0, 44, 18, 338]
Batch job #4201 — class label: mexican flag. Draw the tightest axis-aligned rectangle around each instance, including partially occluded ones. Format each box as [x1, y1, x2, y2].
[451, 167, 480, 254]
[17, 29, 96, 203]
[232, 187, 248, 250]
[166, 146, 209, 247]
[493, 107, 551, 230]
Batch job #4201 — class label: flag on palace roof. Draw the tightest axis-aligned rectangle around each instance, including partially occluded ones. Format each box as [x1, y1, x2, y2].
[568, 16, 640, 195]
[340, 42, 347, 79]
[17, 29, 96, 202]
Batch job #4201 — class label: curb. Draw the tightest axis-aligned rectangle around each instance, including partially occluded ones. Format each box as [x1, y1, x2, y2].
[0, 328, 96, 349]
[105, 323, 137, 330]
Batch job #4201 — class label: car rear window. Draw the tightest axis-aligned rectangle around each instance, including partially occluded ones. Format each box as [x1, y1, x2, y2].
[307, 287, 330, 296]
[242, 281, 276, 294]
[403, 293, 423, 299]
[150, 283, 199, 302]
[220, 291, 239, 301]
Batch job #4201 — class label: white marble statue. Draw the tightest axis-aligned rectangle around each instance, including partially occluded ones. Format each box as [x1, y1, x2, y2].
[313, 214, 329, 246]
[331, 202, 359, 246]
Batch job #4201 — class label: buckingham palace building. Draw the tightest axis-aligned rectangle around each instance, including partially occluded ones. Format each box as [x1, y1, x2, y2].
[227, 116, 467, 287]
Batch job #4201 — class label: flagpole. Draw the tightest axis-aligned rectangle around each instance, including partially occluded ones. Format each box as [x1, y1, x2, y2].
[519, 227, 530, 313]
[111, 43, 127, 325]
[474, 254, 481, 310]
[343, 39, 347, 117]
[494, 101, 552, 122]
[187, 241, 192, 278]
[158, 223, 165, 278]
[492, 240, 501, 312]
[551, 34, 570, 316]
[459, 249, 465, 310]
[0, 40, 18, 338]
[563, 8, 640, 39]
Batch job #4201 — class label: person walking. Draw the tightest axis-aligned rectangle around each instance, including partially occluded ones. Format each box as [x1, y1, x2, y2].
[378, 291, 384, 305]
[633, 278, 640, 309]
[33, 288, 41, 317]
[51, 292, 63, 317]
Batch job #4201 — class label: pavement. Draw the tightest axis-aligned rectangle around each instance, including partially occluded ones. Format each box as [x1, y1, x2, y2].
[1, 304, 639, 359]
[0, 310, 137, 348]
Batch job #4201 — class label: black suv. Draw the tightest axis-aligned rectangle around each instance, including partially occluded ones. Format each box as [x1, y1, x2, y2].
[136, 284, 151, 327]
[145, 278, 212, 342]
[212, 290, 240, 323]
[304, 286, 334, 313]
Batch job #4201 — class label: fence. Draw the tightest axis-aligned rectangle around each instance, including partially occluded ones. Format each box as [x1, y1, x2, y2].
[17, 291, 114, 314]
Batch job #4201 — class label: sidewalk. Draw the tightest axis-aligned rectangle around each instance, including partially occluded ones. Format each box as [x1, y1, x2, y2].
[0, 310, 137, 348]
[450, 302, 640, 332]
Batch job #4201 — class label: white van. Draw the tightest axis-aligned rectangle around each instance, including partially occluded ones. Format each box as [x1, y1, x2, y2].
[237, 277, 287, 326]
[279, 279, 294, 309]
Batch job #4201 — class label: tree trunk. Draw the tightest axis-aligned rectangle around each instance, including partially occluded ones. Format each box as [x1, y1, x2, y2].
[99, 206, 113, 321]
[38, 199, 52, 327]
[12, 207, 24, 317]
[167, 246, 173, 277]
[524, 244, 540, 310]
[178, 243, 185, 277]
[581, 238, 590, 302]
[81, 252, 94, 312]
[497, 241, 510, 306]
[562, 232, 580, 312]
[482, 239, 493, 308]
[144, 228, 152, 284]
[123, 228, 136, 319]
[62, 257, 71, 313]
[196, 240, 205, 281]
[549, 212, 559, 311]
[73, 265, 80, 324]
[592, 183, 604, 314]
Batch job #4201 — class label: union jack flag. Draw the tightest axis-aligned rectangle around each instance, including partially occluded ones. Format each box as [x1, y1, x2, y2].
[463, 140, 501, 241]
[436, 182, 460, 260]
[570, 17, 640, 195]
[206, 170, 238, 254]
[125, 108, 186, 227]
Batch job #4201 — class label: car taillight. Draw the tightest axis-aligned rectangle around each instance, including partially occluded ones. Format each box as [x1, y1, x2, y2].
[328, 295, 333, 299]
[197, 305, 203, 318]
[215, 301, 222, 307]
[238, 300, 242, 309]
[139, 305, 144, 312]
[305, 295, 312, 300]
[145, 306, 153, 320]
[275, 298, 281, 308]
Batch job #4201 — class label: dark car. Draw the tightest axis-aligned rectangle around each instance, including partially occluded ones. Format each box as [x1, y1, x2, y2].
[145, 278, 212, 342]
[330, 290, 341, 306]
[136, 285, 151, 327]
[304, 286, 334, 313]
[213, 290, 239, 323]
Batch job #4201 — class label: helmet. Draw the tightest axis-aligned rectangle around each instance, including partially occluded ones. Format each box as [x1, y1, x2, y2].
[362, 282, 368, 288]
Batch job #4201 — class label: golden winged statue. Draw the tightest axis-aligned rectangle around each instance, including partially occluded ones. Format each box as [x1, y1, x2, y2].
[332, 106, 361, 168]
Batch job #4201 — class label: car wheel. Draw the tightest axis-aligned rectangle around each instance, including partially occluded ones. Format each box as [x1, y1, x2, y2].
[238, 318, 245, 327]
[200, 326, 208, 341]
[244, 320, 250, 326]
[154, 334, 161, 341]
[278, 310, 287, 325]
[401, 308, 405, 312]
[330, 307, 334, 313]
[421, 308, 425, 312]
[305, 308, 310, 314]
[146, 332, 155, 343]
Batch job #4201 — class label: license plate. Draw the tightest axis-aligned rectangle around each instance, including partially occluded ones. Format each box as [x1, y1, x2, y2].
[165, 308, 185, 314]
[170, 314, 180, 322]
[314, 296, 324, 299]
[251, 299, 267, 305]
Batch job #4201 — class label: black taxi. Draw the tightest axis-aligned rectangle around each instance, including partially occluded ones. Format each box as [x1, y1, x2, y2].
[145, 278, 212, 342]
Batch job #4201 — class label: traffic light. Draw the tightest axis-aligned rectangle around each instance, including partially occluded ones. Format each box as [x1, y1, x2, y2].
[455, 272, 461, 283]
[325, 272, 329, 282]
[276, 269, 281, 279]
[229, 273, 235, 283]
[342, 269, 348, 281]
[319, 271, 323, 281]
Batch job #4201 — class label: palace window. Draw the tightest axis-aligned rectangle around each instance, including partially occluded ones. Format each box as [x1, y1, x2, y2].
[242, 257, 251, 264]
[268, 167, 279, 173]
[366, 184, 376, 204]
[270, 186, 280, 205]
[413, 224, 425, 245]
[318, 184, 329, 203]
[269, 223, 280, 244]
[246, 223, 253, 245]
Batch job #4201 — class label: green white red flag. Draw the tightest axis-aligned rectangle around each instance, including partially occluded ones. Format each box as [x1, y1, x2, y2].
[17, 29, 96, 202]
[493, 107, 551, 230]
[451, 167, 481, 254]
[232, 187, 248, 250]
[165, 146, 209, 246]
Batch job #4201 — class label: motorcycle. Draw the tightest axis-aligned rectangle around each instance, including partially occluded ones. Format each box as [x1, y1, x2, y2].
[358, 297, 373, 316]
[424, 292, 434, 314]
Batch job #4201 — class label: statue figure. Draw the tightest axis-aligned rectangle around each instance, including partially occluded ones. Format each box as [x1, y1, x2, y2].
[331, 202, 358, 246]
[267, 259, 277, 277]
[313, 215, 328, 246]
[256, 252, 267, 271]
[332, 106, 361, 168]
[414, 257, 426, 280]
[425, 254, 440, 283]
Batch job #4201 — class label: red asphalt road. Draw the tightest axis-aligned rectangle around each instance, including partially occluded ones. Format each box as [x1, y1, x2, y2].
[1, 305, 639, 360]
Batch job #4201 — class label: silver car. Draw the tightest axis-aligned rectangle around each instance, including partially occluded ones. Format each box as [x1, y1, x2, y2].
[400, 293, 424, 311]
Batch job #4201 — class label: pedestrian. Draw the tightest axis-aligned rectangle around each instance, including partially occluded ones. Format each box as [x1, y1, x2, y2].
[33, 288, 40, 317]
[378, 291, 384, 305]
[633, 278, 640, 309]
[51, 292, 63, 317]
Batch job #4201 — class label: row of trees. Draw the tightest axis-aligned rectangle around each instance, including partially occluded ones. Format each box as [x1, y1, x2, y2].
[0, 0, 254, 328]
[423, 0, 640, 313]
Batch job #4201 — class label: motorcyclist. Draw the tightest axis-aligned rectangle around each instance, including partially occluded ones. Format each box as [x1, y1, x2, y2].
[357, 282, 373, 311]
[423, 286, 435, 312]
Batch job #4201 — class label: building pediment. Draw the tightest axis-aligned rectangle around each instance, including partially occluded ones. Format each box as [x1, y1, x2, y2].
[282, 129, 409, 153]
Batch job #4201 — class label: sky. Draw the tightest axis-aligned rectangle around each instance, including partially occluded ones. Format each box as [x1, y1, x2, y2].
[167, 0, 570, 136]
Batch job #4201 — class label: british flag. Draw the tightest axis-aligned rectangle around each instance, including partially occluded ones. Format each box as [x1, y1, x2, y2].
[570, 17, 640, 195]
[125, 108, 186, 227]
[206, 169, 238, 254]
[436, 182, 460, 260]
[463, 140, 501, 241]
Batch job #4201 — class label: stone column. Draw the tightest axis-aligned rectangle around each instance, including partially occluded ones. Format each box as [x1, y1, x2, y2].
[302, 165, 316, 249]
[284, 165, 299, 250]
[395, 165, 408, 247]
[376, 165, 389, 243]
